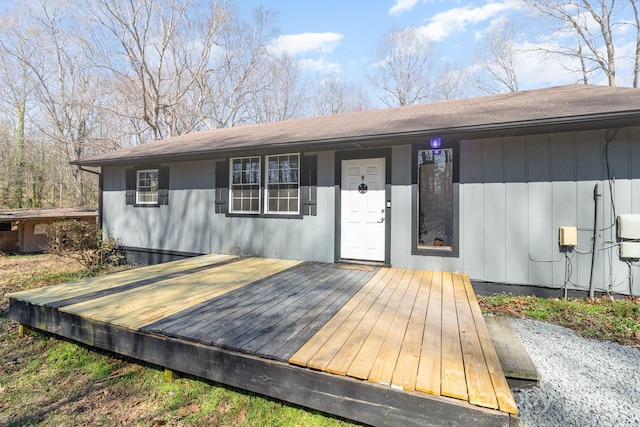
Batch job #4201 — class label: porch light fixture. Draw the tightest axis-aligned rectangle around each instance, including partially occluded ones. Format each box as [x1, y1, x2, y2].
[429, 136, 442, 149]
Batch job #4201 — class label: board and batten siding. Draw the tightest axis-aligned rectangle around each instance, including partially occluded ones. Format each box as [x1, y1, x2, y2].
[101, 152, 336, 264]
[396, 126, 640, 296]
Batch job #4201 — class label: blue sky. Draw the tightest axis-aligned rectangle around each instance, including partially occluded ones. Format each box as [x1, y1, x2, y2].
[236, 0, 639, 91]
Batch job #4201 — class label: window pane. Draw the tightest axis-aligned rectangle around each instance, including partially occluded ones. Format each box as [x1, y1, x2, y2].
[265, 154, 300, 214]
[137, 169, 159, 204]
[230, 157, 261, 213]
[417, 149, 453, 249]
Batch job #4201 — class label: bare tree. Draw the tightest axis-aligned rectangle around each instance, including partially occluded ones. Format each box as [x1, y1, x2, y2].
[524, 0, 623, 86]
[18, 1, 103, 205]
[473, 18, 520, 94]
[631, 0, 640, 87]
[369, 28, 435, 107]
[195, 6, 280, 128]
[249, 54, 307, 123]
[430, 62, 472, 101]
[0, 14, 44, 207]
[89, 0, 220, 141]
[312, 77, 370, 115]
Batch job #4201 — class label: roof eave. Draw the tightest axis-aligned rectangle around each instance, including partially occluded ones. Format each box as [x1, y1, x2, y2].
[71, 110, 640, 167]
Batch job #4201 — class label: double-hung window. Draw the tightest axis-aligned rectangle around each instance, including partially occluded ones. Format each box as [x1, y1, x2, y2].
[136, 169, 159, 205]
[266, 154, 299, 214]
[230, 157, 261, 213]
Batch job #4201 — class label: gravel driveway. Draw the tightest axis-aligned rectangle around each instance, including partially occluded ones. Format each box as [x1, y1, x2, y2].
[510, 318, 640, 427]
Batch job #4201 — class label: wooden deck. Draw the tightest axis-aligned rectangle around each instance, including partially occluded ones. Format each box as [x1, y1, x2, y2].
[8, 255, 518, 427]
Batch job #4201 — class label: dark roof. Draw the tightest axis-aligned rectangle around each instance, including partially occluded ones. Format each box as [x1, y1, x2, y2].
[75, 84, 640, 166]
[0, 207, 97, 221]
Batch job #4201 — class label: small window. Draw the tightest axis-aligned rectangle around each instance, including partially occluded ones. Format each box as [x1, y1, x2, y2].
[265, 154, 300, 214]
[417, 149, 454, 250]
[0, 222, 11, 232]
[230, 157, 261, 213]
[137, 169, 159, 204]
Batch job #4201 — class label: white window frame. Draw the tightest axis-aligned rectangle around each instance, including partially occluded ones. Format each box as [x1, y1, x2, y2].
[265, 153, 300, 215]
[136, 169, 159, 205]
[229, 156, 261, 214]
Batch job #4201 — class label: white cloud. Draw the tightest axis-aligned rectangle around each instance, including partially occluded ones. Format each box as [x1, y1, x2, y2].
[513, 42, 584, 89]
[299, 58, 342, 74]
[389, 0, 420, 16]
[417, 1, 522, 42]
[268, 32, 343, 56]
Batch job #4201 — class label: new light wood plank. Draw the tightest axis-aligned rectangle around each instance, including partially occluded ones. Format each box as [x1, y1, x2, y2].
[7, 254, 236, 305]
[463, 275, 519, 415]
[322, 268, 405, 376]
[452, 273, 498, 410]
[391, 270, 433, 391]
[416, 271, 442, 395]
[288, 267, 394, 367]
[61, 258, 299, 329]
[368, 270, 422, 385]
[439, 272, 468, 401]
[306, 268, 403, 373]
[346, 269, 412, 381]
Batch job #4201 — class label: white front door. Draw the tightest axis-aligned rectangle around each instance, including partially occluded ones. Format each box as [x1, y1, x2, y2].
[340, 158, 386, 262]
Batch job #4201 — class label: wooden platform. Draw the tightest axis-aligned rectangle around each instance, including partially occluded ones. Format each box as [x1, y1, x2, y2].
[486, 316, 540, 390]
[8, 256, 519, 427]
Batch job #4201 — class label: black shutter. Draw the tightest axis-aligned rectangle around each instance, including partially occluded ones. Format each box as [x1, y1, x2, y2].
[158, 166, 170, 205]
[301, 154, 317, 216]
[125, 169, 136, 205]
[215, 160, 229, 214]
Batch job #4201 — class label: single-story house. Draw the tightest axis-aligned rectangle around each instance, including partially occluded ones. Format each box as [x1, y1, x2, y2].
[0, 207, 98, 253]
[73, 84, 640, 296]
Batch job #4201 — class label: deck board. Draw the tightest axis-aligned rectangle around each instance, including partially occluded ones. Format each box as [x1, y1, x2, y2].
[322, 268, 405, 377]
[353, 269, 414, 384]
[416, 270, 443, 395]
[61, 258, 299, 329]
[463, 276, 519, 414]
[8, 254, 236, 307]
[453, 273, 498, 409]
[391, 270, 432, 391]
[440, 272, 468, 401]
[288, 267, 395, 369]
[8, 255, 519, 424]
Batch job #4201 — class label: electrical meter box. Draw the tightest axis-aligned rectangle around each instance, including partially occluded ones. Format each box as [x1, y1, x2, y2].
[618, 214, 640, 240]
[558, 226, 577, 247]
[620, 242, 640, 259]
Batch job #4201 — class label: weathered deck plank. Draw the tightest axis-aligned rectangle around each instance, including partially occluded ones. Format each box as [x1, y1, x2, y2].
[8, 255, 519, 424]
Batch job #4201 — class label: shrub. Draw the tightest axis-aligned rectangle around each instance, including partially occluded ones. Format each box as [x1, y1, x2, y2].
[43, 220, 124, 271]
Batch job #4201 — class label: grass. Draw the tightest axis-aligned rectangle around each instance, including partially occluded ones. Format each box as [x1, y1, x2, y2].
[0, 254, 357, 426]
[478, 293, 640, 349]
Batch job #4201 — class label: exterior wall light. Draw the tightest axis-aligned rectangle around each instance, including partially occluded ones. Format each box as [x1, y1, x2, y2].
[429, 136, 442, 149]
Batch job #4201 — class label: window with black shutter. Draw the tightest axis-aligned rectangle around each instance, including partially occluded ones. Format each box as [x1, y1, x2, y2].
[125, 166, 169, 207]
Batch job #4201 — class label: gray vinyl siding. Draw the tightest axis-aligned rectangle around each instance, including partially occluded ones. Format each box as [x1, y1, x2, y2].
[102, 153, 335, 263]
[399, 126, 640, 295]
[101, 126, 640, 295]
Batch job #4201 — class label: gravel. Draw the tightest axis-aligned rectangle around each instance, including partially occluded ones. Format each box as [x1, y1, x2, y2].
[510, 318, 640, 427]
